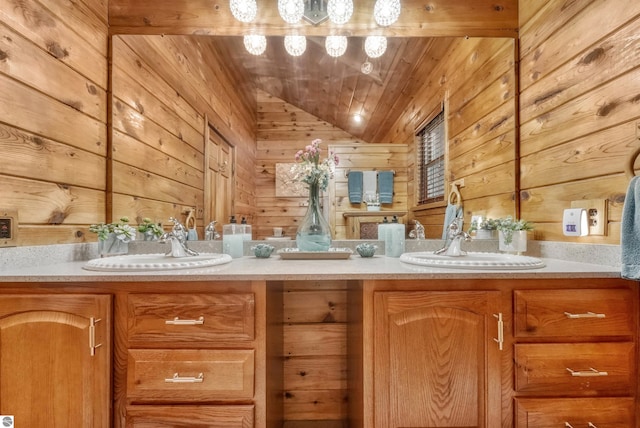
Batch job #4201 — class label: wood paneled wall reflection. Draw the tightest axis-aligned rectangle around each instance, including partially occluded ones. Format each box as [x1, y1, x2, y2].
[111, 36, 257, 235]
[382, 37, 518, 238]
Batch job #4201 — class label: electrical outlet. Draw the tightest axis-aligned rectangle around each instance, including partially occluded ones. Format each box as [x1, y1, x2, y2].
[0, 210, 18, 247]
[570, 199, 607, 236]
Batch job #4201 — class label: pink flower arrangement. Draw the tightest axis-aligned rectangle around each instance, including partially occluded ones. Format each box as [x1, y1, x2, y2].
[291, 139, 339, 191]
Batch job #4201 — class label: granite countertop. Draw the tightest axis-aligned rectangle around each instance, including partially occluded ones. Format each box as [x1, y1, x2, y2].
[0, 240, 623, 282]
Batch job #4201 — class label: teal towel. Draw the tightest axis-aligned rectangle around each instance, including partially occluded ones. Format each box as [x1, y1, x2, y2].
[442, 204, 463, 239]
[348, 171, 363, 203]
[622, 176, 640, 279]
[378, 171, 394, 204]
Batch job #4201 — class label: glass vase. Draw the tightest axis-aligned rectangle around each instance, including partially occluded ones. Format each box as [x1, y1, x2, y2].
[99, 232, 129, 257]
[296, 183, 332, 251]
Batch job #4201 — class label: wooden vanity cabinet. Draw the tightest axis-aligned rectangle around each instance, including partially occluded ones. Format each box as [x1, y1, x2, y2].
[349, 278, 638, 428]
[113, 281, 282, 428]
[374, 290, 503, 427]
[513, 287, 638, 427]
[0, 294, 111, 427]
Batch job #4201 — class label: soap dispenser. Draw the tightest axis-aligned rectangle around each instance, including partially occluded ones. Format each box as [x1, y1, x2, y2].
[223, 216, 243, 258]
[241, 217, 252, 241]
[378, 216, 389, 243]
[385, 215, 405, 257]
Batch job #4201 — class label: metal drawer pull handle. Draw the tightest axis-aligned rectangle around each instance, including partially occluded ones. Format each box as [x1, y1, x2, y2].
[588, 423, 598, 428]
[165, 316, 205, 325]
[564, 423, 574, 428]
[493, 313, 504, 351]
[164, 373, 204, 383]
[564, 311, 605, 319]
[566, 367, 608, 377]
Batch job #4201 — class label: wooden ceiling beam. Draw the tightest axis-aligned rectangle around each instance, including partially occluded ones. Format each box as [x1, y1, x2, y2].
[109, 0, 518, 38]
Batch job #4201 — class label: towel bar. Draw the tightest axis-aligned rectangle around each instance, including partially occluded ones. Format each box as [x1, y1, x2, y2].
[625, 146, 640, 180]
[345, 169, 395, 177]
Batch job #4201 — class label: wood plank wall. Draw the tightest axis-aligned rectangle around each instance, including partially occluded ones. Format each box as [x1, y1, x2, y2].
[0, 0, 109, 245]
[380, 38, 518, 238]
[518, 0, 640, 244]
[255, 90, 408, 240]
[283, 280, 350, 427]
[111, 36, 257, 236]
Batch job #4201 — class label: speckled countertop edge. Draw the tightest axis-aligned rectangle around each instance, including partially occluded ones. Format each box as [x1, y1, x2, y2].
[0, 239, 623, 282]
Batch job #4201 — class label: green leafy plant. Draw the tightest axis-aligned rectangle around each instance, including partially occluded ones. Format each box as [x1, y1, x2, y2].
[89, 216, 137, 242]
[137, 218, 164, 238]
[495, 216, 534, 245]
[467, 218, 498, 233]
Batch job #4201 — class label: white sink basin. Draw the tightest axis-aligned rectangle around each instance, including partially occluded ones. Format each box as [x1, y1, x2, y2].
[83, 253, 232, 271]
[400, 251, 545, 270]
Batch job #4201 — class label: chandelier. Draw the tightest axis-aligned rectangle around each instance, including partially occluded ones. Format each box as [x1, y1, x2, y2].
[244, 34, 267, 55]
[364, 36, 387, 58]
[229, 0, 257, 23]
[284, 35, 307, 56]
[229, 1, 401, 59]
[325, 35, 348, 57]
[327, 0, 353, 25]
[373, 0, 401, 27]
[278, 0, 304, 24]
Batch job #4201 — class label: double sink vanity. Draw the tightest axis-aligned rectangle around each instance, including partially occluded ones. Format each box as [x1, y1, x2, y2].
[0, 239, 635, 427]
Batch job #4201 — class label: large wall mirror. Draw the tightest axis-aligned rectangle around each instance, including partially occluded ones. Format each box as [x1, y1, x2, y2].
[110, 35, 517, 238]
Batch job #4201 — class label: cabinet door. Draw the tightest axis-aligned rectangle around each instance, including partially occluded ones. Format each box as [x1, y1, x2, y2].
[0, 294, 111, 428]
[374, 291, 502, 427]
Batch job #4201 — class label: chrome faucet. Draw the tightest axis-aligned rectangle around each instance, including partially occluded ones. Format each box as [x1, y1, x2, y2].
[159, 217, 199, 257]
[205, 221, 220, 240]
[435, 217, 470, 257]
[408, 220, 425, 240]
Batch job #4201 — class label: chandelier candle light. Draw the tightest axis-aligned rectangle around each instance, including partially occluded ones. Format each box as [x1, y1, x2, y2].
[229, 0, 257, 23]
[325, 35, 348, 57]
[244, 34, 267, 55]
[290, 139, 339, 251]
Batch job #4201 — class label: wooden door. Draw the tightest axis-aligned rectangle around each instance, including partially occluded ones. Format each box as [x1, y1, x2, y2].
[374, 290, 502, 427]
[0, 294, 111, 428]
[206, 124, 234, 226]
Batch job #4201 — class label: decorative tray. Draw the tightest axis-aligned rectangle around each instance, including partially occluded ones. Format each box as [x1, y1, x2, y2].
[277, 248, 353, 260]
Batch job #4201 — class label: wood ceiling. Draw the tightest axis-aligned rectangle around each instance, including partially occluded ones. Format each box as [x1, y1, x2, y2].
[109, 1, 518, 142]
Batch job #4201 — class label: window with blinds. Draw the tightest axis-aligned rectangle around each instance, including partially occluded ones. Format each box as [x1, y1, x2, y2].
[417, 110, 445, 205]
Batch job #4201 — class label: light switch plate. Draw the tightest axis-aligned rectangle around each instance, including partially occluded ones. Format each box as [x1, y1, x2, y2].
[570, 199, 607, 236]
[0, 209, 18, 247]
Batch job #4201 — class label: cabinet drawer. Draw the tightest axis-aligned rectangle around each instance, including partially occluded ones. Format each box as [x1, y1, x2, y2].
[125, 405, 254, 427]
[127, 293, 255, 345]
[127, 349, 254, 401]
[515, 397, 634, 427]
[514, 289, 634, 338]
[514, 343, 635, 396]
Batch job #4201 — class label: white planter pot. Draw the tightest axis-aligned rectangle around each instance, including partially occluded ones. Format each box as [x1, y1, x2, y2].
[475, 229, 497, 240]
[498, 230, 527, 253]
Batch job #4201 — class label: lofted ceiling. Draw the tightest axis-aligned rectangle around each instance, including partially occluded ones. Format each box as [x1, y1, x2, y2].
[109, 0, 518, 143]
[213, 35, 453, 143]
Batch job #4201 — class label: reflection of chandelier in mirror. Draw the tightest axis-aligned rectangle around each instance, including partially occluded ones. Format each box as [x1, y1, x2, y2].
[284, 35, 307, 56]
[327, 0, 353, 25]
[229, 0, 257, 23]
[325, 35, 348, 58]
[244, 34, 267, 55]
[364, 36, 387, 58]
[374, 0, 401, 27]
[278, 0, 304, 24]
[361, 60, 373, 75]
